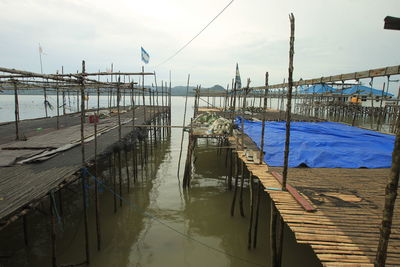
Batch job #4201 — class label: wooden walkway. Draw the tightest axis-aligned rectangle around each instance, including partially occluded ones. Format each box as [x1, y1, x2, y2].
[0, 106, 167, 225]
[229, 133, 400, 266]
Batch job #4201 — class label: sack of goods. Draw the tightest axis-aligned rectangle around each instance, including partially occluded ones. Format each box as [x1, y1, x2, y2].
[209, 117, 232, 135]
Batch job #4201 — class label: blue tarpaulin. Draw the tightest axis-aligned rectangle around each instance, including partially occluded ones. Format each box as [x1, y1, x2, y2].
[240, 119, 395, 168]
[335, 85, 394, 96]
[297, 84, 336, 94]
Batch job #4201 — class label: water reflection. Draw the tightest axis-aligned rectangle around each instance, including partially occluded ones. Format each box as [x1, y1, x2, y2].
[1, 97, 322, 267]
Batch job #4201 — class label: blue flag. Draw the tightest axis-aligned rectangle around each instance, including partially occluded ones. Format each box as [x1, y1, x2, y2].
[141, 47, 150, 64]
[235, 63, 241, 89]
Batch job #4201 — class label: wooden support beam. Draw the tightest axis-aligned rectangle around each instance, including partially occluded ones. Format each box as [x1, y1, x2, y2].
[270, 171, 316, 212]
[248, 64, 400, 91]
[282, 13, 295, 190]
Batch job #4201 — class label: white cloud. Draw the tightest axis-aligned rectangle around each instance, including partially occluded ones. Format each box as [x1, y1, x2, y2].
[0, 0, 399, 91]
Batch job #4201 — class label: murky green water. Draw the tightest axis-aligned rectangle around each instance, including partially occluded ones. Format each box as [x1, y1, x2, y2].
[0, 97, 321, 267]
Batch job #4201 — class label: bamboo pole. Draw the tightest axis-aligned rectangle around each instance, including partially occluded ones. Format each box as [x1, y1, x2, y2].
[282, 13, 295, 190]
[94, 85, 101, 251]
[56, 73, 60, 130]
[50, 194, 57, 267]
[23, 214, 28, 246]
[112, 153, 117, 213]
[248, 173, 254, 249]
[142, 66, 146, 123]
[270, 200, 278, 267]
[227, 147, 233, 190]
[231, 155, 239, 216]
[375, 118, 400, 266]
[79, 60, 90, 265]
[252, 182, 262, 248]
[125, 148, 130, 193]
[276, 215, 284, 267]
[259, 72, 268, 164]
[177, 74, 190, 179]
[239, 162, 245, 217]
[117, 77, 123, 207]
[131, 84, 138, 183]
[13, 81, 20, 140]
[241, 79, 250, 150]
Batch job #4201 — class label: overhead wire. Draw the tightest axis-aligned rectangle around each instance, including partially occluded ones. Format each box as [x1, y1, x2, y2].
[157, 0, 235, 67]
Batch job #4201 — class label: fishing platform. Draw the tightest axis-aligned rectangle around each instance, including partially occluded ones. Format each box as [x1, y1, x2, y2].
[0, 63, 171, 266]
[181, 64, 400, 266]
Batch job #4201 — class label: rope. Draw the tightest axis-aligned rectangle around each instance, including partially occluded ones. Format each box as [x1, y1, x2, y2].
[50, 190, 63, 230]
[81, 167, 266, 267]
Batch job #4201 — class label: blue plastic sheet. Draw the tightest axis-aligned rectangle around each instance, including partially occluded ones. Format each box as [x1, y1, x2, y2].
[240, 119, 395, 168]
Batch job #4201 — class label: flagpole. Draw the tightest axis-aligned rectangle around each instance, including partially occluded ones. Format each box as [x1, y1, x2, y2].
[39, 43, 48, 117]
[39, 46, 43, 74]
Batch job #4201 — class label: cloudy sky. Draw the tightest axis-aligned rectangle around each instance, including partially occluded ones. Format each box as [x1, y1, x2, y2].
[1, 0, 399, 91]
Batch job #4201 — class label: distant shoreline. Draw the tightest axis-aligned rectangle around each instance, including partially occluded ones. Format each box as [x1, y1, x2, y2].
[0, 84, 226, 97]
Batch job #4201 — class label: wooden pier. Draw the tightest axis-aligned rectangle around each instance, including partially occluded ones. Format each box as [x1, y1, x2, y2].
[184, 98, 399, 266]
[0, 106, 167, 224]
[229, 132, 400, 266]
[0, 63, 172, 266]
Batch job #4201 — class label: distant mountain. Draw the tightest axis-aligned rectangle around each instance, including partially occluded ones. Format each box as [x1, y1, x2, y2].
[170, 84, 225, 96]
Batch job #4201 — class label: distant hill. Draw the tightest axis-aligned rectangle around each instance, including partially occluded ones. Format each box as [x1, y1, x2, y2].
[170, 84, 225, 96]
[0, 84, 227, 96]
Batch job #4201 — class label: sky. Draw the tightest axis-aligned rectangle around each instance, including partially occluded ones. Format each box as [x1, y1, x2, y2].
[0, 0, 400, 92]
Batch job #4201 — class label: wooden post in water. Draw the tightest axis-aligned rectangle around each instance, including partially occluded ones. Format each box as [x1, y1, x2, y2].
[62, 66, 66, 115]
[259, 72, 269, 164]
[112, 153, 117, 213]
[253, 182, 262, 248]
[13, 81, 20, 140]
[79, 60, 90, 265]
[227, 147, 233, 190]
[94, 85, 101, 251]
[117, 77, 123, 207]
[247, 173, 254, 249]
[282, 13, 295, 190]
[231, 155, 239, 216]
[77, 90, 80, 113]
[125, 147, 130, 193]
[177, 74, 190, 179]
[375, 117, 400, 266]
[23, 215, 28, 246]
[43, 80, 48, 118]
[131, 83, 138, 183]
[239, 162, 245, 217]
[241, 79, 250, 150]
[377, 81, 386, 131]
[276, 215, 285, 267]
[270, 201, 278, 267]
[49, 194, 57, 267]
[182, 120, 195, 188]
[142, 66, 146, 123]
[168, 74, 172, 130]
[56, 72, 60, 130]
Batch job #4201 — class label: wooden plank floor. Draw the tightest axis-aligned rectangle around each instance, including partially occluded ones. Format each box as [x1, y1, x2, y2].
[0, 106, 167, 222]
[228, 133, 400, 267]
